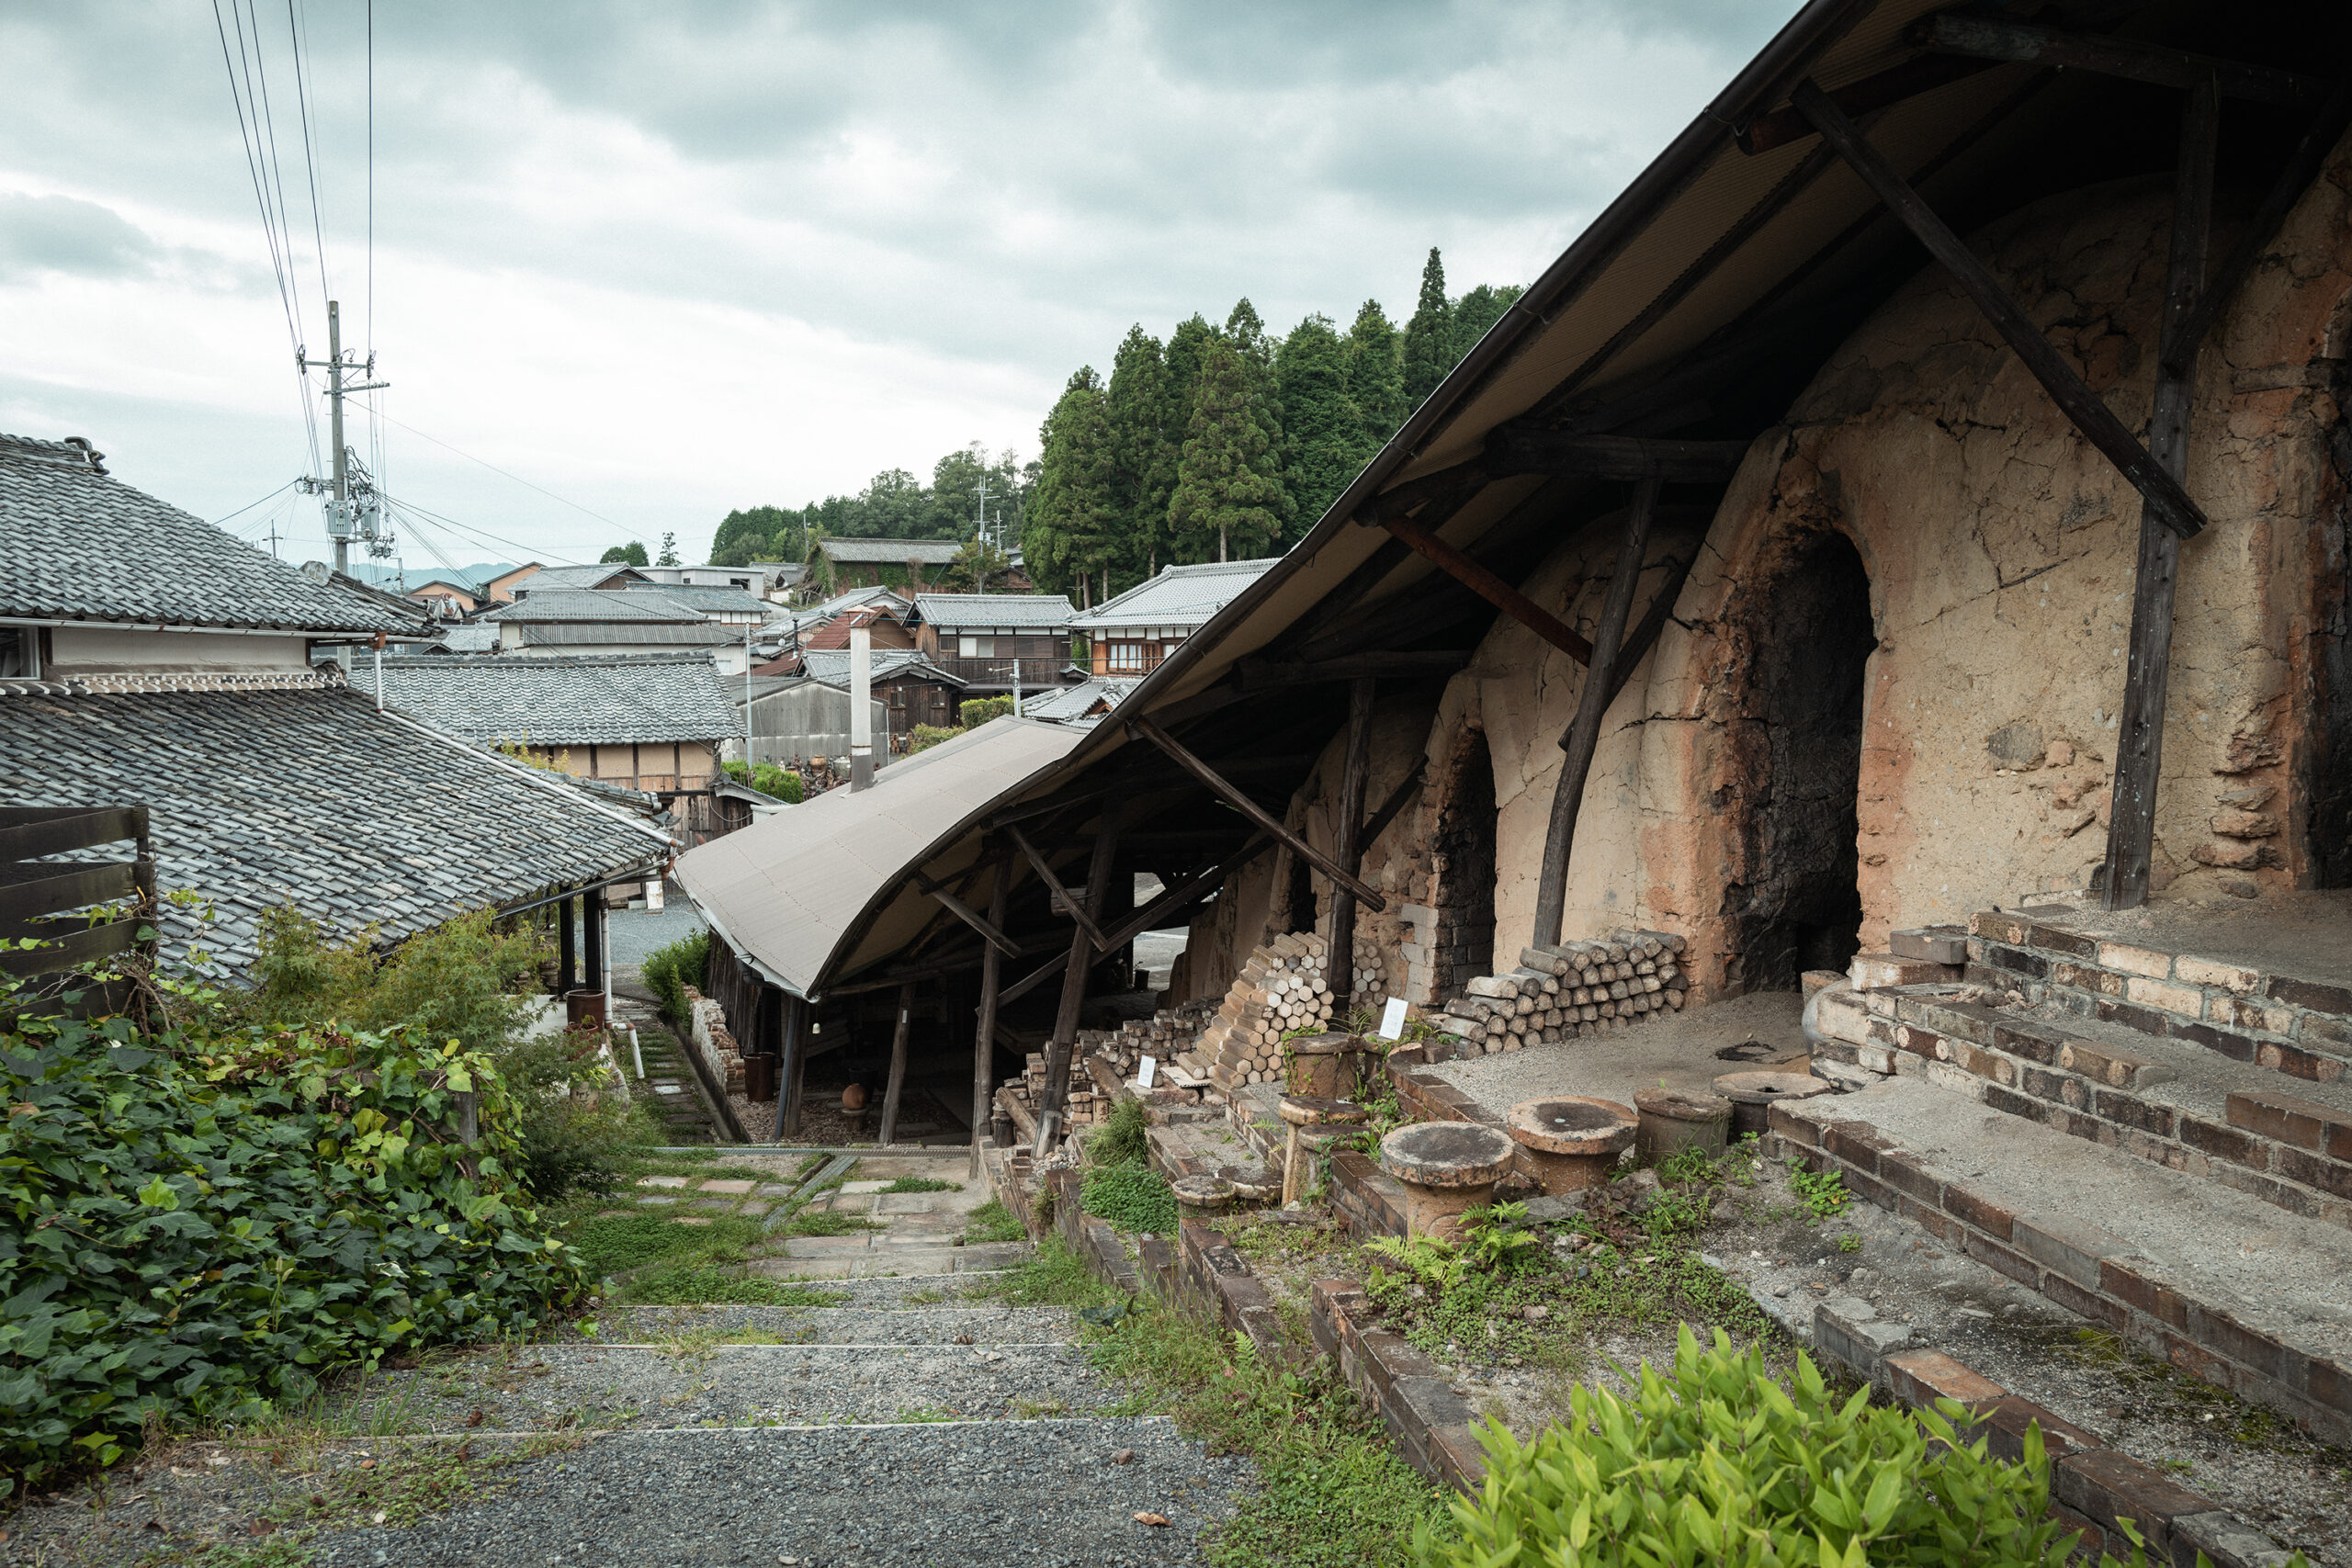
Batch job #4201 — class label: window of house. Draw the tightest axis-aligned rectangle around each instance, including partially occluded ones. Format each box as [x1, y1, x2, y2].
[957, 635, 989, 658]
[1106, 641, 1148, 673]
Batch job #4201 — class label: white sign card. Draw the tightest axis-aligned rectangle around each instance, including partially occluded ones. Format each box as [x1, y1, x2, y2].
[1375, 997, 1408, 1042]
[1137, 1055, 1159, 1088]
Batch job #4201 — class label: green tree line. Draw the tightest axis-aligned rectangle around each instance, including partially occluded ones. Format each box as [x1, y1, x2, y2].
[708, 250, 1518, 605]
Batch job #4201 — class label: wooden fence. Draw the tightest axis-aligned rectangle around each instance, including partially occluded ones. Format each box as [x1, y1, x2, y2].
[0, 805, 155, 1020]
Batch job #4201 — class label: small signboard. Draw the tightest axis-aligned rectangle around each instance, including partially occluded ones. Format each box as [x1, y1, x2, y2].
[1137, 1055, 1159, 1088]
[1374, 996, 1408, 1042]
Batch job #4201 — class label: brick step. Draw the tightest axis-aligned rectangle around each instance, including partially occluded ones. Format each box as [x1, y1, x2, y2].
[1967, 908, 2351, 1085]
[1814, 983, 2352, 1230]
[1769, 1077, 2352, 1445]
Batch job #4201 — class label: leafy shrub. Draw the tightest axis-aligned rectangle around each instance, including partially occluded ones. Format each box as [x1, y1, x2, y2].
[1087, 1096, 1151, 1169]
[905, 723, 960, 754]
[1081, 1163, 1177, 1234]
[639, 928, 711, 1028]
[721, 759, 803, 803]
[0, 998, 591, 1496]
[1419, 1325, 2097, 1568]
[240, 906, 541, 1056]
[959, 695, 1014, 728]
[497, 1028, 648, 1201]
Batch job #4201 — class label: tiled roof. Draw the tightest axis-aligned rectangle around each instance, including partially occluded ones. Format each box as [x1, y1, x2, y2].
[1068, 558, 1283, 628]
[615, 584, 774, 617]
[376, 652, 744, 747]
[808, 587, 912, 619]
[911, 593, 1075, 629]
[509, 622, 740, 649]
[816, 536, 966, 566]
[0, 432, 426, 636]
[0, 680, 674, 976]
[430, 624, 500, 653]
[519, 563, 653, 591]
[797, 649, 967, 688]
[484, 588, 703, 624]
[1021, 676, 1139, 722]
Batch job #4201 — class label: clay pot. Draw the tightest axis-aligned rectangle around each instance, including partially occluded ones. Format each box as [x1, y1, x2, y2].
[842, 1082, 869, 1111]
[1378, 1122, 1517, 1242]
[1506, 1096, 1637, 1194]
[1634, 1087, 1733, 1164]
[1282, 1032, 1351, 1099]
[1712, 1069, 1831, 1139]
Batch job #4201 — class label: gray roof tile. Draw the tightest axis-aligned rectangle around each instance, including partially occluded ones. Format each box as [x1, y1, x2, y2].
[910, 592, 1074, 629]
[485, 588, 704, 624]
[816, 536, 966, 566]
[1068, 558, 1282, 627]
[0, 433, 425, 635]
[375, 651, 744, 747]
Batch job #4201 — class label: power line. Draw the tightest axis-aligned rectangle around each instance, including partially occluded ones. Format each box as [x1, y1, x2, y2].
[379, 488, 584, 566]
[210, 477, 300, 526]
[284, 0, 332, 310]
[368, 407, 637, 532]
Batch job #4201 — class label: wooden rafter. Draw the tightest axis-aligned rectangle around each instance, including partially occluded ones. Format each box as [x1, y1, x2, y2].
[1004, 823, 1109, 952]
[911, 866, 1021, 959]
[1912, 13, 2329, 107]
[1486, 431, 1750, 482]
[1792, 79, 2210, 540]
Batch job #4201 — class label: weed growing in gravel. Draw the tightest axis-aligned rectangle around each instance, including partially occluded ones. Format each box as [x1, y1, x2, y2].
[1790, 1165, 1850, 1222]
[620, 1266, 842, 1306]
[773, 1207, 882, 1238]
[564, 1212, 767, 1276]
[962, 1198, 1026, 1245]
[974, 1237, 1113, 1308]
[879, 1176, 961, 1193]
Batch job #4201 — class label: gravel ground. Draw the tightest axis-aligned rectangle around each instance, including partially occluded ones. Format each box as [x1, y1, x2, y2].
[582, 1303, 1078, 1347]
[607, 888, 708, 974]
[4, 1421, 1246, 1568]
[337, 1341, 1120, 1430]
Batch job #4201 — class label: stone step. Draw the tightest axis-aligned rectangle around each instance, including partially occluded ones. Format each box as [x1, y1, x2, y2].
[1768, 1076, 2352, 1446]
[583, 1303, 1079, 1347]
[1813, 981, 2352, 1230]
[1965, 906, 2351, 1083]
[73, 1419, 1240, 1568]
[750, 1243, 1027, 1279]
[344, 1339, 1115, 1433]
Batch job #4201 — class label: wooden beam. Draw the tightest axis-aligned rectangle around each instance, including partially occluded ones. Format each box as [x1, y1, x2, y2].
[1793, 79, 2210, 540]
[1035, 813, 1123, 1153]
[1358, 463, 1491, 527]
[1739, 52, 1996, 155]
[1004, 823, 1109, 951]
[878, 981, 915, 1145]
[999, 947, 1069, 1009]
[771, 990, 803, 1140]
[1325, 678, 1377, 1000]
[1097, 831, 1276, 954]
[971, 863, 1008, 1175]
[911, 868, 1021, 958]
[1376, 514, 1596, 665]
[1127, 714, 1387, 911]
[2104, 82, 2219, 911]
[1487, 430, 1750, 483]
[1592, 547, 1699, 721]
[1360, 757, 1427, 850]
[1534, 480, 1662, 946]
[2166, 79, 2352, 376]
[1234, 649, 1472, 690]
[1912, 12, 2330, 108]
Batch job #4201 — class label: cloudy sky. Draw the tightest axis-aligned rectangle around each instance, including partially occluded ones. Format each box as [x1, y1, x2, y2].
[0, 2, 1794, 570]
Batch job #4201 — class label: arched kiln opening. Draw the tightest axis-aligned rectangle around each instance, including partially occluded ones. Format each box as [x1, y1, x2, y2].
[1430, 729, 1497, 1001]
[1724, 531, 1876, 990]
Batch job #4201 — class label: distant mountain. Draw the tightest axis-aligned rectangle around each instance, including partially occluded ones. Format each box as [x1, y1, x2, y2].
[349, 562, 519, 592]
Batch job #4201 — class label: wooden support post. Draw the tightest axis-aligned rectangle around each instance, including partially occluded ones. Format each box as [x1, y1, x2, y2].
[1098, 831, 1275, 953]
[1005, 823, 1109, 950]
[1376, 514, 1596, 663]
[1035, 815, 1123, 1155]
[878, 981, 915, 1146]
[1533, 480, 1662, 948]
[769, 988, 802, 1142]
[555, 892, 576, 994]
[1360, 758, 1428, 852]
[1127, 715, 1387, 909]
[582, 889, 605, 998]
[913, 869, 1021, 958]
[1793, 79, 2210, 540]
[972, 860, 1008, 1178]
[1325, 678, 1377, 1006]
[2103, 83, 2218, 909]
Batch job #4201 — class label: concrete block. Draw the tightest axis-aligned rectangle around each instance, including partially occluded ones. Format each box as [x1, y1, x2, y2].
[1813, 1297, 1910, 1378]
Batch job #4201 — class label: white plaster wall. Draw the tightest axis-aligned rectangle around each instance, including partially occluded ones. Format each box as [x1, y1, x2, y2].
[45, 626, 314, 673]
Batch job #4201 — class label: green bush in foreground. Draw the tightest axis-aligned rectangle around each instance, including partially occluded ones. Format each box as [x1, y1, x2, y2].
[1419, 1325, 2189, 1568]
[0, 998, 592, 1496]
[639, 928, 711, 1028]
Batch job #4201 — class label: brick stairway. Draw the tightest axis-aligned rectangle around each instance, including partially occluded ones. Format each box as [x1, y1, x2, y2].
[1792, 906, 2352, 1446]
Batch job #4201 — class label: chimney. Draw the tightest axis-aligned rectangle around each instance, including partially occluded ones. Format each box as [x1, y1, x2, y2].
[850, 625, 874, 791]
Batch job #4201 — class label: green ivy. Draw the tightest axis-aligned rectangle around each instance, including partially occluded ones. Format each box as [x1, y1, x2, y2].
[1080, 1163, 1177, 1235]
[0, 998, 592, 1496]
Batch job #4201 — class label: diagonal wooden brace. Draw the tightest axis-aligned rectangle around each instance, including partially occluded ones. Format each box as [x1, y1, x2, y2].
[1794, 79, 2209, 540]
[910, 867, 1022, 959]
[1127, 715, 1387, 910]
[1378, 513, 1595, 663]
[1004, 822, 1108, 952]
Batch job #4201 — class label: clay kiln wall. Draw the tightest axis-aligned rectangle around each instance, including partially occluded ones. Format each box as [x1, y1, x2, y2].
[1265, 159, 2352, 1006]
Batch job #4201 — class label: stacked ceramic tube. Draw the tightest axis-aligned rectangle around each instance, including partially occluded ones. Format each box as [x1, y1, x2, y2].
[1091, 998, 1218, 1078]
[1429, 929, 1688, 1055]
[1012, 1051, 1103, 1130]
[1201, 933, 1333, 1092]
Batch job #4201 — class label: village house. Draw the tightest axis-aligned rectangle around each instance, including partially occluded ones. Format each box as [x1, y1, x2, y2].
[740, 674, 889, 770]
[807, 536, 964, 595]
[406, 577, 481, 615]
[909, 592, 1075, 695]
[795, 646, 966, 738]
[1065, 558, 1276, 677]
[479, 587, 752, 672]
[0, 431, 675, 977]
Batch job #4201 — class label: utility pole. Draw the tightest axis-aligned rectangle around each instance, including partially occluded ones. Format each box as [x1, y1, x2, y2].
[298, 300, 388, 576]
[974, 475, 996, 594]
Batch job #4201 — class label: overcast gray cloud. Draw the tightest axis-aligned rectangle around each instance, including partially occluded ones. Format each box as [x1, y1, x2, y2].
[0, 1, 1795, 568]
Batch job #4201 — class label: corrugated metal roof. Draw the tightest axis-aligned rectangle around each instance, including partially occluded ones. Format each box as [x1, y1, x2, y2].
[376, 651, 744, 746]
[676, 716, 1082, 995]
[1067, 558, 1282, 627]
[1021, 676, 1139, 722]
[0, 434, 427, 636]
[911, 592, 1075, 628]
